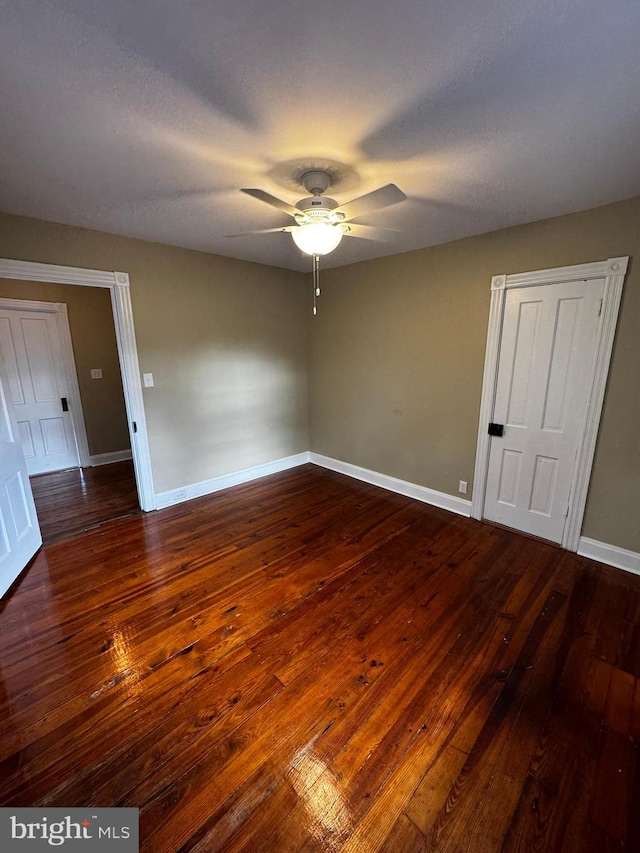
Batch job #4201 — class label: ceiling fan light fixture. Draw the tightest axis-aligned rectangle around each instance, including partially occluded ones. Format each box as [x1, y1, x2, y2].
[291, 221, 343, 256]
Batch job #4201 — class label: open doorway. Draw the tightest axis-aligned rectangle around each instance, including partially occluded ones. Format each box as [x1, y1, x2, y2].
[0, 259, 153, 552]
[0, 285, 140, 542]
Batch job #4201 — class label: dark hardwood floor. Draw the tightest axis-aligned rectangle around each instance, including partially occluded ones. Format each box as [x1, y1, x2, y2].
[30, 460, 139, 544]
[1, 464, 638, 851]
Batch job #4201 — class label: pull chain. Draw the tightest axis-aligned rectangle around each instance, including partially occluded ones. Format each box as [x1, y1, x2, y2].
[312, 254, 321, 315]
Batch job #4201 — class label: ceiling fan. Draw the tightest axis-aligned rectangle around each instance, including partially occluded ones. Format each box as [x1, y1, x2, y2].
[230, 170, 406, 313]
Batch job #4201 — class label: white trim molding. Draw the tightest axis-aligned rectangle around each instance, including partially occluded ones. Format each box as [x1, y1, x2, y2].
[0, 258, 119, 288]
[0, 258, 155, 511]
[472, 257, 628, 553]
[310, 453, 472, 517]
[578, 537, 640, 577]
[154, 452, 310, 510]
[89, 449, 133, 467]
[156, 451, 473, 517]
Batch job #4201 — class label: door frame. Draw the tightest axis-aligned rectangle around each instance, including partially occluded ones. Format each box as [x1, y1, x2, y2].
[0, 297, 91, 469]
[471, 256, 628, 551]
[0, 258, 155, 511]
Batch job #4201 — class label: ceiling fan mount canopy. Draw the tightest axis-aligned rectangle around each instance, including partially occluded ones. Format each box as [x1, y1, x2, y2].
[300, 169, 331, 195]
[269, 158, 359, 195]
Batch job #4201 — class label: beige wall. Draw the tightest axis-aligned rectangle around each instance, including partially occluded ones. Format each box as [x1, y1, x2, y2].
[0, 214, 310, 494]
[0, 278, 129, 457]
[0, 198, 636, 553]
[310, 196, 640, 553]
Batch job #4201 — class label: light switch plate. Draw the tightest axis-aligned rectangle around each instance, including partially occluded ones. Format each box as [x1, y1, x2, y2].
[143, 373, 154, 388]
[90, 368, 103, 379]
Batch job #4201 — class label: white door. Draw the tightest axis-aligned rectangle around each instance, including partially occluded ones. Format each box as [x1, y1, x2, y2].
[0, 348, 42, 598]
[483, 277, 604, 543]
[0, 308, 79, 475]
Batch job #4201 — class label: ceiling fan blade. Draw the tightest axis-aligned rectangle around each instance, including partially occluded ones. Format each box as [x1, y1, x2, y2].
[225, 226, 294, 237]
[337, 184, 406, 221]
[342, 223, 401, 242]
[241, 188, 299, 218]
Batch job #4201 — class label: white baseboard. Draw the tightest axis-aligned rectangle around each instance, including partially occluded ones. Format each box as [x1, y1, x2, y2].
[153, 450, 472, 519]
[153, 452, 311, 510]
[309, 453, 472, 517]
[151, 450, 638, 578]
[89, 449, 133, 466]
[578, 536, 640, 576]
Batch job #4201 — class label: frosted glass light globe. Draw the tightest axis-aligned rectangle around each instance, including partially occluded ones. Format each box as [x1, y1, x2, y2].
[292, 221, 343, 256]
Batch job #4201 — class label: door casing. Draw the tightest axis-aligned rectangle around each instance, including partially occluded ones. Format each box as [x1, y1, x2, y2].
[0, 259, 154, 511]
[472, 256, 628, 552]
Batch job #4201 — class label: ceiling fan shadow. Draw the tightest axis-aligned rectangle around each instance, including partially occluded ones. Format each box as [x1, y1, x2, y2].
[358, 8, 594, 163]
[343, 223, 400, 242]
[150, 186, 240, 204]
[62, 0, 260, 131]
[105, 186, 240, 211]
[408, 196, 473, 214]
[404, 194, 523, 246]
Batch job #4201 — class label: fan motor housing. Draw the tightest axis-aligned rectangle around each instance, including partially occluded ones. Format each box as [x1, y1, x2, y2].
[296, 195, 339, 216]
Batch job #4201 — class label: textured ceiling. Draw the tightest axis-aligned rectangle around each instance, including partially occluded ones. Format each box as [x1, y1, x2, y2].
[1, 0, 639, 272]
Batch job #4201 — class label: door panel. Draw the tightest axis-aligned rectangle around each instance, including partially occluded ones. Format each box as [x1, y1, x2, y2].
[505, 300, 541, 426]
[484, 278, 604, 543]
[497, 449, 522, 506]
[41, 417, 68, 454]
[0, 308, 79, 474]
[17, 421, 35, 458]
[6, 470, 31, 537]
[22, 317, 59, 401]
[0, 318, 24, 404]
[542, 298, 581, 431]
[0, 359, 42, 598]
[529, 455, 557, 515]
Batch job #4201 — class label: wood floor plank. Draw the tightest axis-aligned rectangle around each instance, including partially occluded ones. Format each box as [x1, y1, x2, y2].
[245, 531, 523, 852]
[417, 588, 570, 851]
[332, 563, 559, 850]
[501, 703, 603, 853]
[1, 464, 639, 851]
[632, 679, 640, 740]
[590, 728, 635, 842]
[603, 665, 635, 736]
[0, 480, 421, 750]
[30, 460, 139, 544]
[378, 813, 426, 853]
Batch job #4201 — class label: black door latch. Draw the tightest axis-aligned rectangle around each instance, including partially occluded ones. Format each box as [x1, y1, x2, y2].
[488, 422, 504, 437]
[61, 397, 69, 412]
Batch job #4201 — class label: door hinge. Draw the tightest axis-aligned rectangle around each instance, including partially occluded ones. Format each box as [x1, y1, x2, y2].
[132, 421, 138, 433]
[598, 298, 603, 317]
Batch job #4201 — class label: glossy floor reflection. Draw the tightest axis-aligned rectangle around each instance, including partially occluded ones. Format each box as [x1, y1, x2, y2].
[1, 465, 639, 851]
[30, 460, 139, 544]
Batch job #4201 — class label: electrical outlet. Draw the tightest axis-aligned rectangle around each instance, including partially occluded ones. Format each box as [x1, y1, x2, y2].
[173, 489, 187, 502]
[459, 480, 468, 494]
